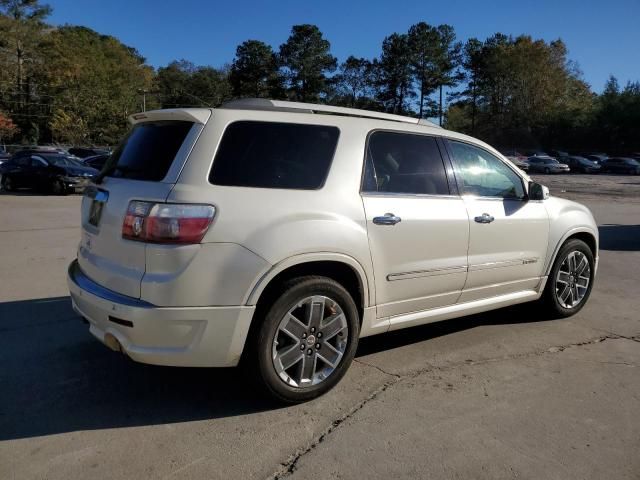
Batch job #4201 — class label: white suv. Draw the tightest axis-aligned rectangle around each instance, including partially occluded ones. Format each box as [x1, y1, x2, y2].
[68, 99, 598, 402]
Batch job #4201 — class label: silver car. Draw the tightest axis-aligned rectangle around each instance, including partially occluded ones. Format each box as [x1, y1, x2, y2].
[68, 100, 598, 402]
[527, 156, 571, 174]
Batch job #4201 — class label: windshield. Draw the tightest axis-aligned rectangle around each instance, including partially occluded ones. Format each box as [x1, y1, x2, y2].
[44, 155, 85, 167]
[544, 159, 558, 164]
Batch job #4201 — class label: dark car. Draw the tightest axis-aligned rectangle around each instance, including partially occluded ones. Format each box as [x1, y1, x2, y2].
[583, 154, 608, 165]
[68, 147, 110, 159]
[600, 157, 640, 175]
[0, 147, 10, 165]
[548, 149, 569, 159]
[0, 153, 98, 194]
[527, 156, 570, 174]
[82, 153, 110, 171]
[565, 156, 601, 174]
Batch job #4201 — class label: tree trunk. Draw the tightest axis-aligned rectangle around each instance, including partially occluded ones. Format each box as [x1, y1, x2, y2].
[419, 74, 425, 118]
[439, 84, 443, 126]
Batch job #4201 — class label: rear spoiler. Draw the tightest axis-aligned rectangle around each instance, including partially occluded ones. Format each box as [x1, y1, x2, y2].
[128, 108, 212, 125]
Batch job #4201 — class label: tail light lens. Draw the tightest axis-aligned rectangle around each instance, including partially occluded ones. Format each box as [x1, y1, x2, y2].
[122, 201, 215, 244]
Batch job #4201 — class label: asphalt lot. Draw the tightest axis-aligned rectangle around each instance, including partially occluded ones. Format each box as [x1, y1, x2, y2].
[0, 174, 638, 479]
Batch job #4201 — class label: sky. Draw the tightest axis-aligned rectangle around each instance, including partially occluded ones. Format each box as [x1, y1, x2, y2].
[47, 0, 640, 93]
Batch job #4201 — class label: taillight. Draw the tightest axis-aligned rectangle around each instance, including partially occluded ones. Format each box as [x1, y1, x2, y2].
[122, 201, 215, 244]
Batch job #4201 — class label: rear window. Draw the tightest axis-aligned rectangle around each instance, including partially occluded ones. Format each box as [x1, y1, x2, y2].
[209, 121, 339, 189]
[105, 121, 194, 181]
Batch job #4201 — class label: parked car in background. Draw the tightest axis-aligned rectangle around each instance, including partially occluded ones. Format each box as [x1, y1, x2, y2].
[527, 156, 570, 174]
[565, 156, 601, 174]
[600, 157, 640, 175]
[82, 153, 110, 171]
[500, 149, 529, 172]
[0, 147, 10, 164]
[11, 146, 68, 160]
[584, 154, 608, 165]
[67, 100, 598, 402]
[548, 150, 569, 159]
[68, 147, 110, 159]
[0, 153, 98, 194]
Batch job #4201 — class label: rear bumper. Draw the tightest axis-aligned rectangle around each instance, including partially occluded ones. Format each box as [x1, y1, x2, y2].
[67, 260, 255, 367]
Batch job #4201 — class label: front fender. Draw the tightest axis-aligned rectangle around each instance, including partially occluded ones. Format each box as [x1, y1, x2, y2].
[543, 196, 599, 276]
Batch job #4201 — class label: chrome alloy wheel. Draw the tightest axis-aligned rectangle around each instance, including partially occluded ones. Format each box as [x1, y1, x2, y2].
[555, 251, 591, 309]
[272, 295, 348, 388]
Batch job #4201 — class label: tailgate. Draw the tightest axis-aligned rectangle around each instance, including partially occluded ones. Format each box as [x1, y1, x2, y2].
[76, 113, 208, 298]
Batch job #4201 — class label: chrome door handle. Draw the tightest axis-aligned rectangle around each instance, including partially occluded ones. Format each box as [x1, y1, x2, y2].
[373, 213, 402, 225]
[474, 213, 495, 224]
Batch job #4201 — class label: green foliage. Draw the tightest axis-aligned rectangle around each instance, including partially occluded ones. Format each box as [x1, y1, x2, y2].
[278, 24, 337, 102]
[155, 60, 231, 109]
[230, 40, 282, 98]
[375, 33, 414, 114]
[39, 25, 154, 144]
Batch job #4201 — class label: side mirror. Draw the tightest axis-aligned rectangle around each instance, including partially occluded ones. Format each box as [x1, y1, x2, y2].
[529, 181, 549, 201]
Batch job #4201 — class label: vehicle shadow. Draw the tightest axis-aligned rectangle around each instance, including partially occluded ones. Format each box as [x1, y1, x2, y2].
[598, 224, 640, 251]
[0, 295, 551, 441]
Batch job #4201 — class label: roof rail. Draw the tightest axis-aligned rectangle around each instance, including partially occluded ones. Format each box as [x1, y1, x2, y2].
[220, 98, 440, 128]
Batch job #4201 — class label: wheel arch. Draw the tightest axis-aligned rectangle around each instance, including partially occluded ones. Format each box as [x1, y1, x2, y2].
[544, 227, 598, 276]
[245, 253, 373, 310]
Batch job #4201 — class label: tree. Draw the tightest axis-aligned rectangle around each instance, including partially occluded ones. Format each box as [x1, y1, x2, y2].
[430, 25, 462, 125]
[230, 40, 281, 98]
[331, 56, 375, 107]
[407, 22, 438, 118]
[39, 26, 155, 144]
[0, 0, 52, 141]
[279, 24, 337, 102]
[0, 110, 19, 144]
[375, 33, 414, 114]
[155, 60, 231, 108]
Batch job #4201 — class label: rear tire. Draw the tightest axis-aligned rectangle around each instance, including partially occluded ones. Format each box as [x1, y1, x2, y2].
[540, 239, 595, 318]
[51, 179, 66, 195]
[249, 276, 360, 403]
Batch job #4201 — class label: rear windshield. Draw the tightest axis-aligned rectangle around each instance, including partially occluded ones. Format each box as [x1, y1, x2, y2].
[209, 121, 339, 189]
[104, 120, 194, 181]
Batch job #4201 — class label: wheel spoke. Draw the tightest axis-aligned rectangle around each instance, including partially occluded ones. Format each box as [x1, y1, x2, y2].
[308, 296, 325, 328]
[300, 353, 316, 384]
[278, 344, 304, 371]
[318, 342, 341, 367]
[559, 284, 571, 302]
[576, 256, 589, 276]
[281, 313, 306, 341]
[320, 313, 346, 340]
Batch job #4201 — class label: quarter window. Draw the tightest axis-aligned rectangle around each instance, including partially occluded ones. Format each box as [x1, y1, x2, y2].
[449, 141, 525, 199]
[363, 131, 450, 195]
[210, 121, 339, 190]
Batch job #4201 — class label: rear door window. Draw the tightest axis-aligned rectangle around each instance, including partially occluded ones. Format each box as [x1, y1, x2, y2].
[362, 131, 450, 195]
[209, 121, 339, 189]
[105, 121, 194, 181]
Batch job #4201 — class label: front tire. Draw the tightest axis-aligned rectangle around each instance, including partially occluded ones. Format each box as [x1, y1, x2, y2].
[540, 239, 595, 318]
[251, 276, 360, 403]
[1, 174, 14, 192]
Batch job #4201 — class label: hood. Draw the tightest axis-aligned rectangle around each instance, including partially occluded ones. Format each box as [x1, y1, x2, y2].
[59, 165, 99, 177]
